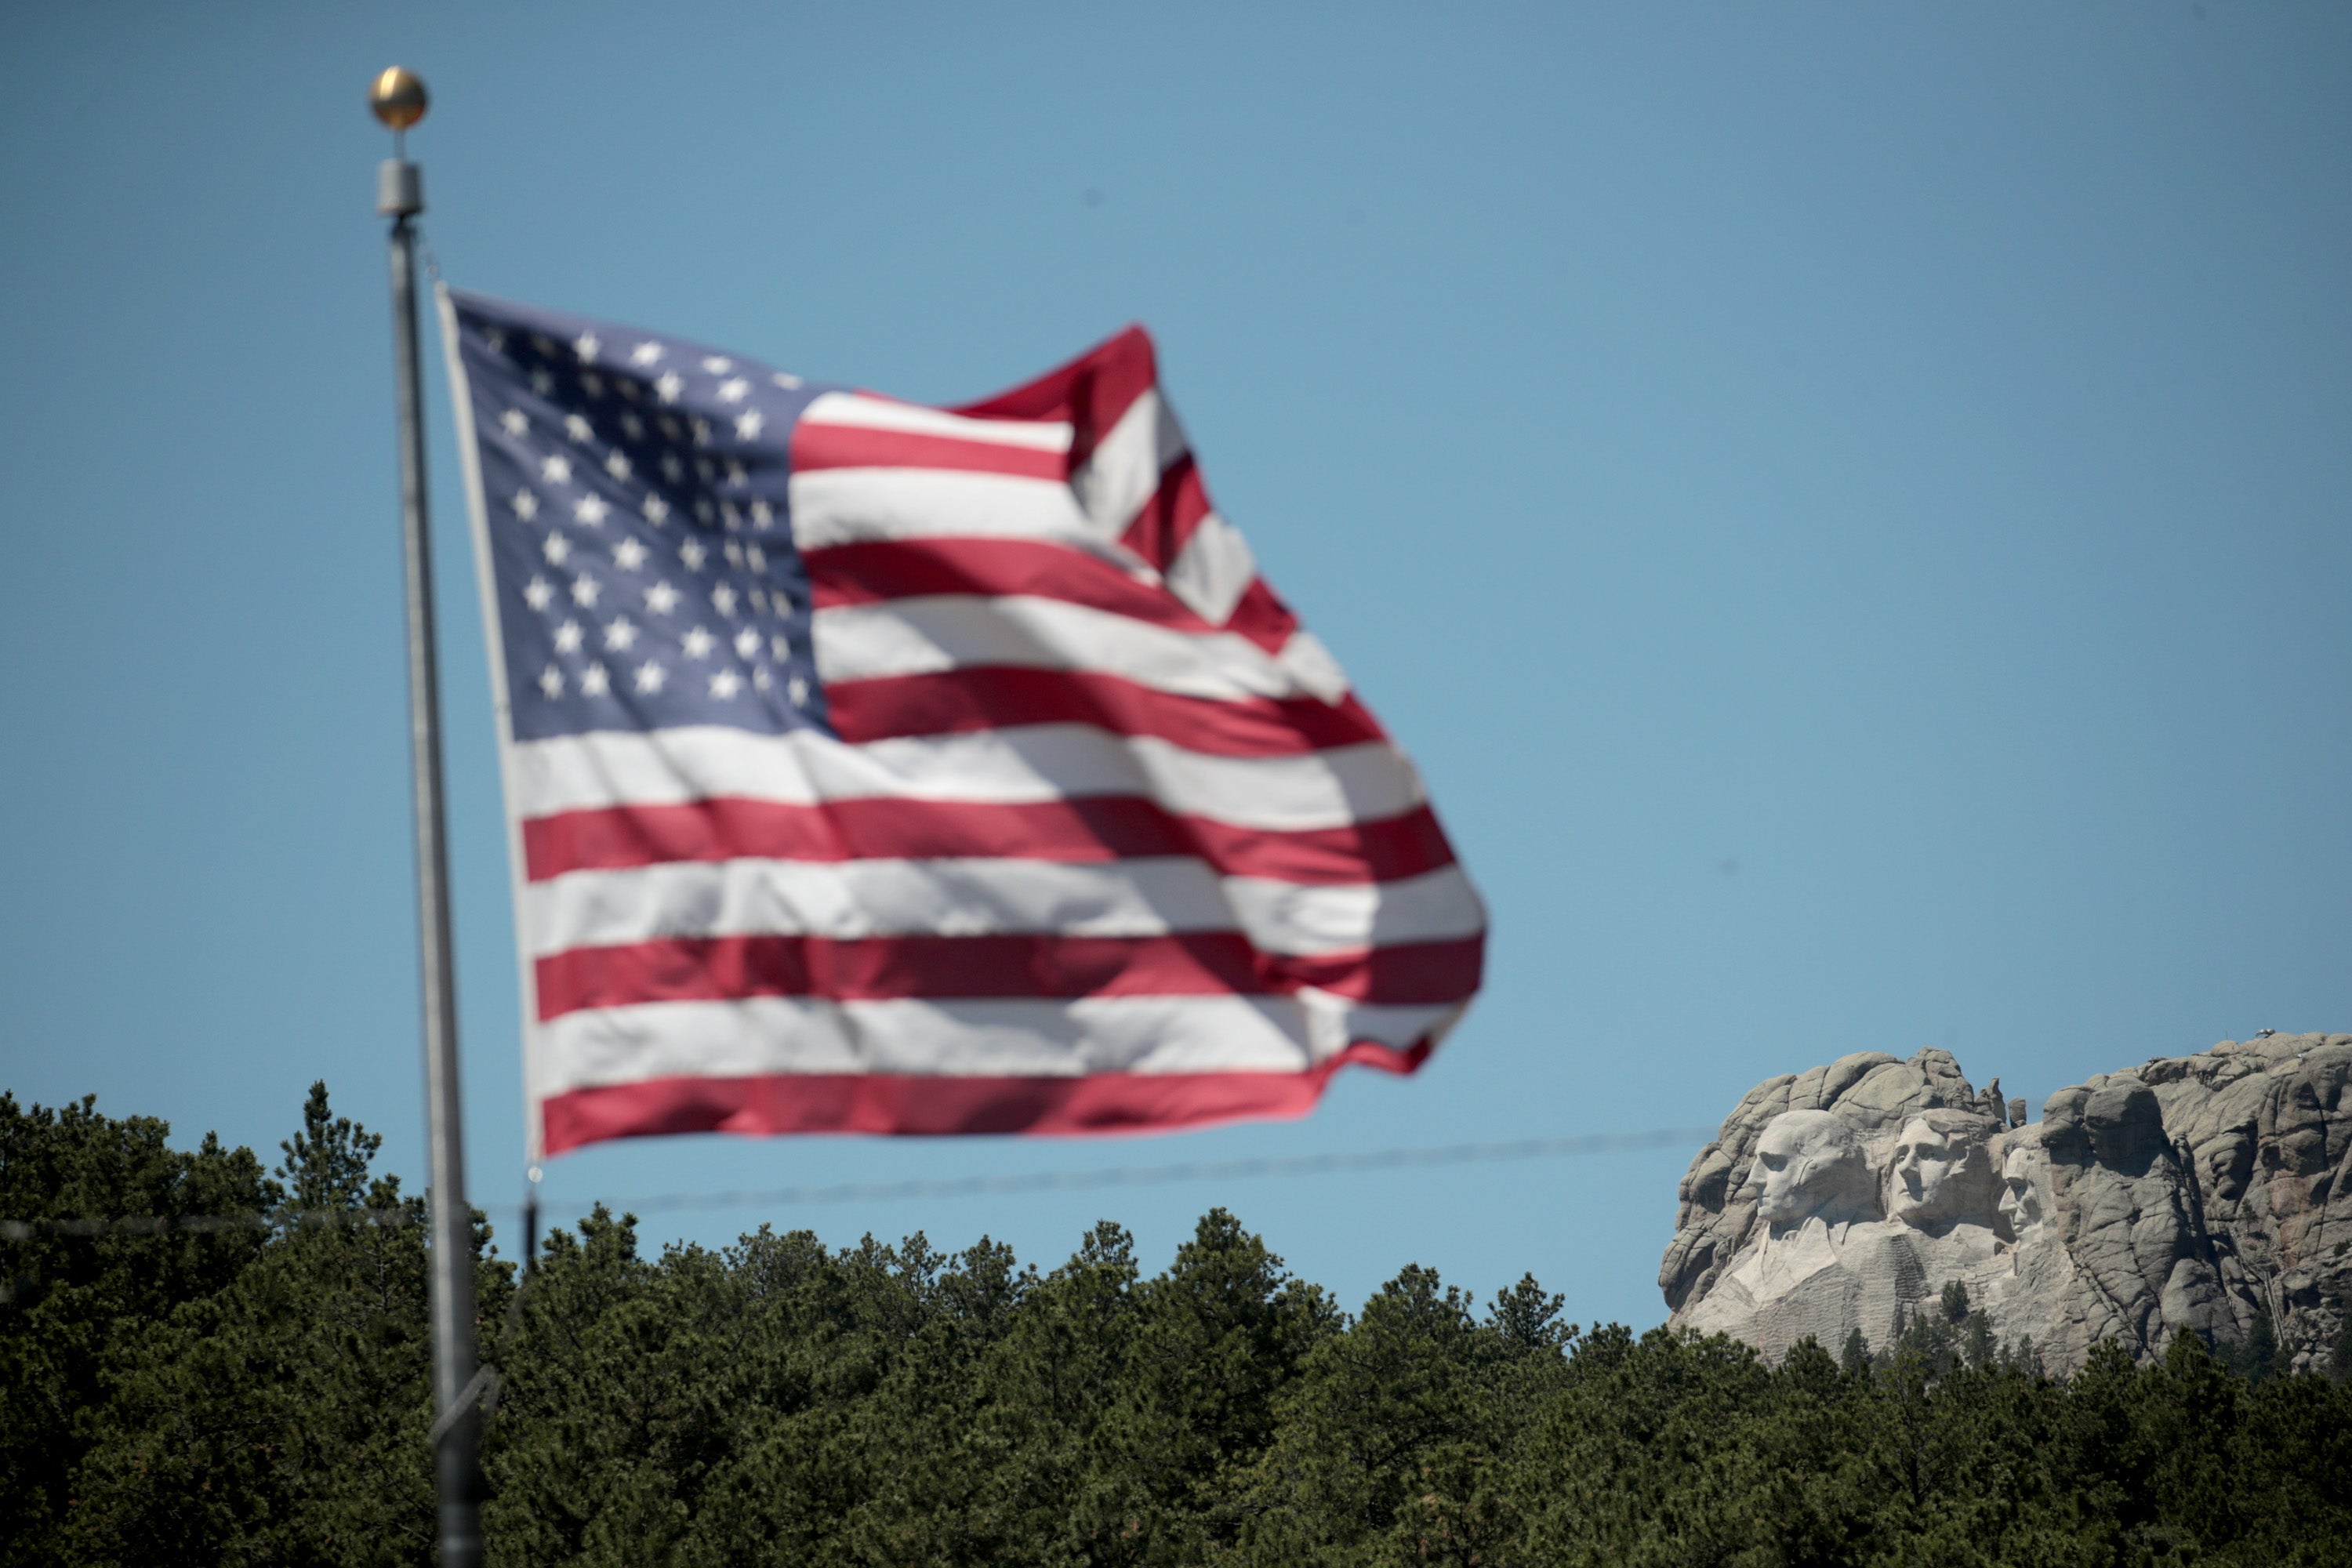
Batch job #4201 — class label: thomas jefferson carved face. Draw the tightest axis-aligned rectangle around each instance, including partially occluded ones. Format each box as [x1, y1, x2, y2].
[1889, 1113, 1998, 1232]
[1749, 1110, 1877, 1229]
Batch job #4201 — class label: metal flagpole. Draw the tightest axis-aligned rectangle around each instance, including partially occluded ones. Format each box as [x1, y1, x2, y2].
[370, 67, 485, 1568]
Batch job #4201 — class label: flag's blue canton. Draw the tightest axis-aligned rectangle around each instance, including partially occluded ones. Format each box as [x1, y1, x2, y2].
[449, 289, 838, 742]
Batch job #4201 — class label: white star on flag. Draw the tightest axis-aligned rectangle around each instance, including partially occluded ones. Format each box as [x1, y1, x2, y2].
[709, 670, 742, 699]
[500, 409, 529, 437]
[655, 372, 684, 404]
[604, 451, 633, 481]
[717, 377, 750, 403]
[723, 542, 744, 568]
[570, 573, 601, 607]
[574, 494, 610, 525]
[564, 413, 593, 443]
[579, 662, 609, 696]
[701, 356, 733, 373]
[603, 617, 639, 652]
[769, 633, 790, 661]
[750, 499, 773, 528]
[537, 665, 564, 697]
[542, 534, 571, 565]
[711, 584, 739, 616]
[530, 368, 556, 397]
[734, 410, 764, 441]
[753, 666, 773, 691]
[573, 332, 601, 362]
[511, 488, 539, 521]
[733, 627, 761, 659]
[746, 543, 766, 572]
[540, 454, 572, 485]
[633, 661, 666, 693]
[787, 674, 809, 707]
[553, 619, 583, 653]
[523, 575, 555, 610]
[581, 372, 605, 399]
[681, 626, 715, 659]
[679, 540, 707, 571]
[630, 341, 662, 367]
[771, 371, 802, 390]
[641, 494, 671, 525]
[619, 412, 646, 441]
[644, 580, 681, 615]
[612, 538, 648, 571]
[660, 454, 685, 484]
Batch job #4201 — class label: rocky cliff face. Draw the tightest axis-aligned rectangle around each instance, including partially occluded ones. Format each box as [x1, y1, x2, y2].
[1661, 1033, 2350, 1374]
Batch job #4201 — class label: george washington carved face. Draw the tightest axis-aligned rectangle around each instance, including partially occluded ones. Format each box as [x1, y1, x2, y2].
[1748, 1110, 1878, 1230]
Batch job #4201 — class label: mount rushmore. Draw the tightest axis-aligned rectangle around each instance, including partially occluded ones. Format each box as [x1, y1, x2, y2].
[1661, 1032, 2351, 1374]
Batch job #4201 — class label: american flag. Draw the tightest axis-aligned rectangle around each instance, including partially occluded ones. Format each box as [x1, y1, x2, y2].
[439, 289, 1485, 1157]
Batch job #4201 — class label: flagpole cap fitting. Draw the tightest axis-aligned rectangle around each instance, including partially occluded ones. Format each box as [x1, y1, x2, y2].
[368, 67, 428, 131]
[377, 158, 423, 217]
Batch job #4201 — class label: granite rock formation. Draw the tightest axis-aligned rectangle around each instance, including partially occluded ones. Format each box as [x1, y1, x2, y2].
[1661, 1034, 2351, 1374]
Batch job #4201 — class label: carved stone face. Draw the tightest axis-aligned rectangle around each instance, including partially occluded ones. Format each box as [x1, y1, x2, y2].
[1749, 1110, 1877, 1229]
[1998, 1142, 2047, 1235]
[1889, 1114, 1996, 1230]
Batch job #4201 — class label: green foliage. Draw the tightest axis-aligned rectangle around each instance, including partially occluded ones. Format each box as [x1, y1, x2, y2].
[8, 1087, 2352, 1566]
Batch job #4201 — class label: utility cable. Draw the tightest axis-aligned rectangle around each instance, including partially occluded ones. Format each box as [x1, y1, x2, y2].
[0, 1124, 1718, 1239]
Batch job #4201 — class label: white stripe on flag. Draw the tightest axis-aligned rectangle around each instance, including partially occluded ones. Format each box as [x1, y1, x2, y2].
[537, 993, 1468, 1091]
[813, 594, 1313, 699]
[1069, 388, 1185, 538]
[524, 857, 1483, 957]
[1163, 509, 1258, 626]
[510, 725, 1430, 829]
[800, 390, 1073, 451]
[790, 469, 1099, 552]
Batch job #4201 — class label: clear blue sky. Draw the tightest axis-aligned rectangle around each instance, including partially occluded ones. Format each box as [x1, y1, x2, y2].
[2, 3, 2345, 1332]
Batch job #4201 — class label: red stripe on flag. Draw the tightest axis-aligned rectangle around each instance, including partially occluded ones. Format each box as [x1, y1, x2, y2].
[1118, 453, 1212, 573]
[1223, 576, 1302, 654]
[826, 667, 1388, 756]
[538, 1039, 1431, 1152]
[521, 797, 1463, 886]
[949, 324, 1158, 467]
[792, 422, 1069, 481]
[535, 931, 1484, 1020]
[808, 538, 1208, 630]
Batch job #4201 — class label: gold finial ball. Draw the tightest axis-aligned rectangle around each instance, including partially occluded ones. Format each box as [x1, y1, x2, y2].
[369, 67, 428, 132]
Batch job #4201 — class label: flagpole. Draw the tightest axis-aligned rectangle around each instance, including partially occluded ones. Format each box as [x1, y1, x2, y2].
[371, 67, 485, 1568]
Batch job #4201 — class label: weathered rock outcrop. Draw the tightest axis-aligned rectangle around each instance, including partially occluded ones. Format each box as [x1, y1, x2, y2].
[1661, 1033, 2351, 1374]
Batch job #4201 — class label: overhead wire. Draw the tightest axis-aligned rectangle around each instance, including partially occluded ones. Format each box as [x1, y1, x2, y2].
[0, 1123, 1719, 1239]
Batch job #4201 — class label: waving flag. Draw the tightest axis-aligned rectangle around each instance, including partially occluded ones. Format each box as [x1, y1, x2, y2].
[439, 289, 1484, 1157]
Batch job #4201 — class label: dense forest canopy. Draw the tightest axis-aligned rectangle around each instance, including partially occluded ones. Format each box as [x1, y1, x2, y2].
[4, 1085, 2349, 1567]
